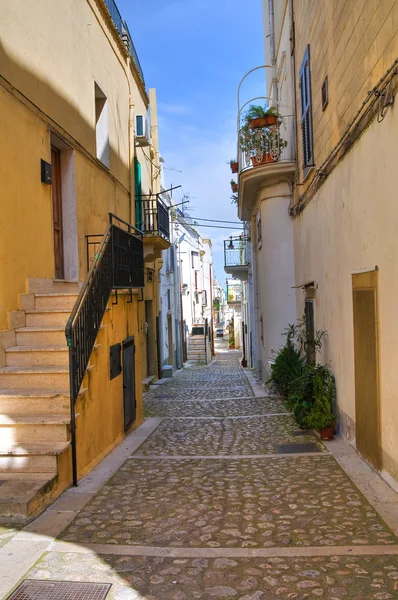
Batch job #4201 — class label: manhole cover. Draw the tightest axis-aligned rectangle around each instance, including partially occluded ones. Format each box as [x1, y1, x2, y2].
[7, 580, 112, 600]
[276, 442, 320, 453]
[292, 430, 315, 437]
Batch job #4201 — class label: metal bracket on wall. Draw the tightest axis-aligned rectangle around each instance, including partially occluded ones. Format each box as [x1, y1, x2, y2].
[126, 289, 133, 304]
[112, 289, 118, 305]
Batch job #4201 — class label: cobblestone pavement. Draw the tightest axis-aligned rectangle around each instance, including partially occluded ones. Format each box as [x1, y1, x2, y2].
[5, 341, 398, 600]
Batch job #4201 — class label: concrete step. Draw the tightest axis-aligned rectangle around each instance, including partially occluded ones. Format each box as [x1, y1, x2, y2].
[35, 293, 78, 310]
[0, 366, 69, 390]
[142, 375, 156, 392]
[0, 441, 69, 473]
[0, 472, 59, 523]
[26, 310, 70, 328]
[0, 413, 70, 443]
[16, 327, 66, 346]
[5, 346, 69, 367]
[0, 389, 70, 414]
[28, 278, 80, 294]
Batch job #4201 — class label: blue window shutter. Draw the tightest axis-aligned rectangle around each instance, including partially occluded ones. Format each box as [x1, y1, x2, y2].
[299, 45, 314, 167]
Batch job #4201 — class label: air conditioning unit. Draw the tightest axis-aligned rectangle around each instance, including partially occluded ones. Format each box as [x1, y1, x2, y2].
[135, 114, 150, 146]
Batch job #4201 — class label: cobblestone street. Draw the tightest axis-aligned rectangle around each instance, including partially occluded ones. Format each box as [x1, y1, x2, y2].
[2, 341, 398, 599]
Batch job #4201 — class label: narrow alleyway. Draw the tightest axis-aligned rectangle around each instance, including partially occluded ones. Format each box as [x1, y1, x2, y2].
[2, 341, 398, 599]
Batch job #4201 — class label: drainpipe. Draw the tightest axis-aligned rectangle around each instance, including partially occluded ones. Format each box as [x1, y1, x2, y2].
[268, 0, 278, 103]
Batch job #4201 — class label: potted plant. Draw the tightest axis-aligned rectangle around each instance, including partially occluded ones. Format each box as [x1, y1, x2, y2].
[230, 193, 238, 205]
[230, 179, 238, 193]
[229, 159, 238, 174]
[304, 367, 336, 440]
[244, 105, 280, 129]
[240, 122, 287, 167]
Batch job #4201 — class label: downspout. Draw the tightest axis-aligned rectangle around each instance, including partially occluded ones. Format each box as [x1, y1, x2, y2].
[268, 0, 278, 103]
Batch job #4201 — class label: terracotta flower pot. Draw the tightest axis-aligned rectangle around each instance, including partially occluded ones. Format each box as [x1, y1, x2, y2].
[249, 115, 278, 129]
[230, 161, 238, 174]
[231, 183, 238, 192]
[251, 154, 278, 167]
[319, 425, 335, 440]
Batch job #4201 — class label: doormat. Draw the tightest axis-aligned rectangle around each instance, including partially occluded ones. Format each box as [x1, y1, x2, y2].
[276, 442, 320, 453]
[7, 580, 112, 600]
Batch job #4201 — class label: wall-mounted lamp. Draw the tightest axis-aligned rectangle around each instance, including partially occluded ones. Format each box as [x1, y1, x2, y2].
[228, 237, 234, 250]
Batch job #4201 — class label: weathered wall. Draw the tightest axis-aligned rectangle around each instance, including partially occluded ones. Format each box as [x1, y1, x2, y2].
[293, 106, 398, 479]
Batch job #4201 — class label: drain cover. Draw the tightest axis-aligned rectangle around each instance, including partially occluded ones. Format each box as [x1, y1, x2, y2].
[7, 580, 112, 600]
[292, 430, 315, 437]
[276, 442, 320, 453]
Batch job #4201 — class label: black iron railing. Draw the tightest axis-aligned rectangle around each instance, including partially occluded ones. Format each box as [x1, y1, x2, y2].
[65, 214, 144, 485]
[122, 21, 145, 86]
[224, 236, 250, 268]
[137, 197, 170, 241]
[104, 0, 123, 34]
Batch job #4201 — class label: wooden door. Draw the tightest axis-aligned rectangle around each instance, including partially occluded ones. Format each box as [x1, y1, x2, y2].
[352, 270, 381, 469]
[51, 146, 64, 279]
[122, 337, 136, 431]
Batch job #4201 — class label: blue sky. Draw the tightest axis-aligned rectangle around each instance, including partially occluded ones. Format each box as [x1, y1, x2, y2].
[117, 0, 264, 283]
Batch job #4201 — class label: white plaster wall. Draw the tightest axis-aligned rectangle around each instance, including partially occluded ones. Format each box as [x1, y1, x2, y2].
[255, 182, 296, 380]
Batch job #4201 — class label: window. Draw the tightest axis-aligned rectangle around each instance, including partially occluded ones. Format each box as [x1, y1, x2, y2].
[94, 82, 109, 168]
[321, 76, 329, 111]
[195, 293, 199, 304]
[305, 298, 315, 364]
[202, 290, 207, 305]
[256, 211, 262, 249]
[299, 46, 314, 169]
[191, 251, 199, 269]
[167, 288, 171, 311]
[194, 270, 198, 290]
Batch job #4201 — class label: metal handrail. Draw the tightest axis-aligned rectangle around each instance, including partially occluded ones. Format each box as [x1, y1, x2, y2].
[65, 215, 144, 486]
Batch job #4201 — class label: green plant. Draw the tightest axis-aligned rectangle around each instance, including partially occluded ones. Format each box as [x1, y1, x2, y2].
[304, 367, 336, 430]
[243, 104, 279, 121]
[230, 193, 238, 205]
[270, 343, 306, 397]
[230, 179, 237, 186]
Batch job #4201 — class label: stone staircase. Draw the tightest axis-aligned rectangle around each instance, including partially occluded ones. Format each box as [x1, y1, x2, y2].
[0, 283, 80, 524]
[187, 334, 207, 363]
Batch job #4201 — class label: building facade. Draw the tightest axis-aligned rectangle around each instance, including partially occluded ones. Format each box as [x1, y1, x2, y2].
[236, 0, 398, 484]
[0, 0, 169, 522]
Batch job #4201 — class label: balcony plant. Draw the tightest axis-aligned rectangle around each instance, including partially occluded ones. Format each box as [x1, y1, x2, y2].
[239, 121, 287, 166]
[229, 159, 238, 174]
[230, 179, 238, 193]
[244, 104, 280, 129]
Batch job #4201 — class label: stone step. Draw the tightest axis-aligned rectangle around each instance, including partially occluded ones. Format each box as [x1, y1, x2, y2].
[26, 310, 70, 328]
[0, 366, 69, 390]
[0, 472, 59, 523]
[0, 413, 71, 443]
[35, 293, 78, 310]
[0, 441, 70, 473]
[0, 389, 70, 414]
[16, 327, 66, 347]
[5, 346, 69, 367]
[28, 278, 80, 294]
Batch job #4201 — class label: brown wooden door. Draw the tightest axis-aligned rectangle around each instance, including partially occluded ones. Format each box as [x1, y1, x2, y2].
[51, 146, 64, 279]
[352, 270, 381, 469]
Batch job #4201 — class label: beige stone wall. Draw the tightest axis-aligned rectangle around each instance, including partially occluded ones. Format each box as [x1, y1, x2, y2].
[293, 0, 398, 189]
[293, 105, 398, 479]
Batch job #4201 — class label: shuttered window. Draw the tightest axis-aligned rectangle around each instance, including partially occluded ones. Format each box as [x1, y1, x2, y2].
[299, 45, 314, 168]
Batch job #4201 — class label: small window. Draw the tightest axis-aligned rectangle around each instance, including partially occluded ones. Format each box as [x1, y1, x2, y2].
[202, 290, 207, 305]
[305, 299, 315, 364]
[167, 288, 171, 311]
[194, 270, 198, 290]
[195, 293, 199, 304]
[321, 76, 328, 111]
[299, 46, 314, 169]
[256, 212, 262, 249]
[147, 269, 154, 283]
[94, 82, 109, 168]
[191, 251, 199, 269]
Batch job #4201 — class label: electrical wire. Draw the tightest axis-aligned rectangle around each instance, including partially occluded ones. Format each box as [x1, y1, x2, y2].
[188, 217, 243, 224]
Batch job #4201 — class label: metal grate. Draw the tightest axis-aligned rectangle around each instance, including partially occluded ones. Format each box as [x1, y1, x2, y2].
[276, 442, 320, 454]
[7, 580, 111, 600]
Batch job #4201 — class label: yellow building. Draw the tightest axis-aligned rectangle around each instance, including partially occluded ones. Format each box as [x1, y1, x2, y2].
[238, 0, 398, 484]
[0, 0, 169, 522]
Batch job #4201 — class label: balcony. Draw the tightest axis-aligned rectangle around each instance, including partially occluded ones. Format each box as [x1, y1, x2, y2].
[226, 280, 243, 306]
[136, 196, 170, 262]
[236, 66, 296, 220]
[224, 236, 250, 281]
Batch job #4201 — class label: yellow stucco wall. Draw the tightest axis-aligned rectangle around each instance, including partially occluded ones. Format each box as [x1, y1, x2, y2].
[76, 293, 143, 477]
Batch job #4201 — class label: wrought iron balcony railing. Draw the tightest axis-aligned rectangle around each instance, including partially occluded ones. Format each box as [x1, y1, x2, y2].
[224, 236, 250, 268]
[103, 0, 145, 87]
[226, 281, 243, 304]
[136, 196, 170, 241]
